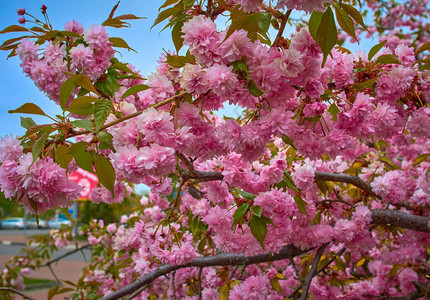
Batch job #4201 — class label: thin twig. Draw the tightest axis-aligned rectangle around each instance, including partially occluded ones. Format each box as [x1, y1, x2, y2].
[47, 263, 61, 285]
[198, 267, 203, 300]
[299, 243, 328, 300]
[126, 284, 148, 300]
[272, 10, 292, 48]
[41, 244, 90, 267]
[0, 287, 36, 300]
[67, 91, 187, 139]
[172, 271, 176, 300]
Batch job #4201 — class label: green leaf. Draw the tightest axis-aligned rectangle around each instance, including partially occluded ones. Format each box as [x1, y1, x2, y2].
[231, 56, 249, 79]
[121, 84, 150, 99]
[375, 54, 402, 65]
[237, 190, 255, 200]
[309, 11, 323, 40]
[152, 4, 182, 29]
[294, 196, 309, 215]
[225, 8, 264, 42]
[0, 25, 29, 34]
[111, 62, 139, 75]
[95, 154, 116, 197]
[416, 42, 430, 55]
[340, 3, 368, 32]
[70, 119, 93, 131]
[59, 78, 75, 110]
[20, 117, 36, 129]
[32, 133, 48, 162]
[379, 156, 401, 170]
[353, 77, 377, 90]
[172, 21, 184, 53]
[250, 205, 262, 217]
[248, 80, 264, 97]
[183, 0, 195, 9]
[9, 103, 47, 116]
[260, 215, 275, 226]
[107, 1, 120, 19]
[249, 215, 267, 248]
[334, 5, 357, 42]
[316, 7, 337, 67]
[47, 286, 60, 300]
[115, 14, 145, 20]
[368, 40, 387, 61]
[102, 18, 129, 28]
[413, 153, 430, 167]
[328, 103, 340, 121]
[258, 13, 271, 34]
[55, 144, 73, 169]
[105, 74, 121, 96]
[68, 73, 100, 96]
[69, 142, 94, 173]
[283, 172, 301, 194]
[66, 96, 97, 116]
[109, 37, 136, 52]
[312, 211, 322, 225]
[233, 203, 249, 227]
[165, 52, 195, 68]
[282, 134, 297, 150]
[94, 99, 112, 131]
[160, 0, 181, 10]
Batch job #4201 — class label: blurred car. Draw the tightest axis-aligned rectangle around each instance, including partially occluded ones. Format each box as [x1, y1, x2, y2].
[27, 218, 48, 229]
[1, 217, 25, 229]
[48, 217, 72, 229]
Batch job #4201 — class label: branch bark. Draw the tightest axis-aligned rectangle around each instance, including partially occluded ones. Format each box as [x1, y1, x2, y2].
[272, 10, 292, 48]
[0, 287, 35, 300]
[67, 91, 187, 138]
[101, 245, 304, 300]
[99, 209, 429, 300]
[370, 209, 430, 233]
[314, 172, 378, 197]
[299, 243, 328, 300]
[41, 244, 90, 267]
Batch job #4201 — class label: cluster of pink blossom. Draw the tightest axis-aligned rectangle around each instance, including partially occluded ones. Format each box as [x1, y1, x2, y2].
[2, 0, 430, 298]
[0, 136, 82, 213]
[15, 21, 115, 105]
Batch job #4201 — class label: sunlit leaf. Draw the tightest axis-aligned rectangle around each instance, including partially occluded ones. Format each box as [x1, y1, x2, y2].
[121, 84, 150, 99]
[249, 215, 267, 248]
[94, 99, 112, 131]
[368, 40, 387, 61]
[32, 133, 48, 162]
[95, 154, 116, 197]
[59, 78, 75, 110]
[9, 103, 47, 116]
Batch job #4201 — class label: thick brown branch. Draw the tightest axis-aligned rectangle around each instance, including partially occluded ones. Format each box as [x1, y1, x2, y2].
[370, 209, 430, 233]
[299, 243, 328, 300]
[68, 91, 187, 138]
[0, 287, 36, 300]
[314, 172, 378, 197]
[101, 245, 304, 300]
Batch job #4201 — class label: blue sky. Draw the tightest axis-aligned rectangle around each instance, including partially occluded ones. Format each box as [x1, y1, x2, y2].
[0, 0, 175, 137]
[0, 1, 377, 138]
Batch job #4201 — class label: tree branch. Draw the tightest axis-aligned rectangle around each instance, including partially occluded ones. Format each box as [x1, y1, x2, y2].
[299, 243, 328, 300]
[314, 172, 378, 197]
[67, 91, 187, 138]
[41, 244, 90, 267]
[370, 209, 430, 233]
[101, 244, 304, 300]
[272, 10, 292, 48]
[0, 287, 35, 300]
